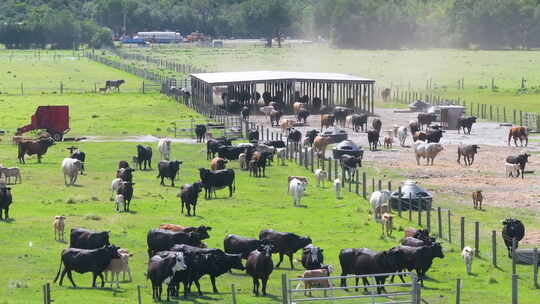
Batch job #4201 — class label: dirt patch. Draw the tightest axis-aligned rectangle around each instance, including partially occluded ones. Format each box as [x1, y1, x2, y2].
[522, 229, 540, 246]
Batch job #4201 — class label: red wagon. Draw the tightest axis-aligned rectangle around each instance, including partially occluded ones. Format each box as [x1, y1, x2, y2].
[16, 106, 70, 141]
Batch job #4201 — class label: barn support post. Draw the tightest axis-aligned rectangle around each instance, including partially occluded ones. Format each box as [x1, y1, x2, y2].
[512, 274, 518, 304]
[448, 210, 452, 243]
[492, 230, 497, 267]
[362, 172, 367, 199]
[455, 278, 461, 304]
[460, 217, 465, 250]
[475, 221, 480, 257]
[438, 207, 443, 238]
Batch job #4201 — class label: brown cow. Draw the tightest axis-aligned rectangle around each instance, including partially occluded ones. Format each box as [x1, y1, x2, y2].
[321, 114, 335, 130]
[210, 157, 227, 170]
[313, 136, 333, 158]
[280, 119, 296, 133]
[17, 137, 55, 163]
[296, 266, 333, 296]
[413, 131, 427, 142]
[508, 126, 528, 147]
[293, 102, 307, 114]
[472, 190, 483, 209]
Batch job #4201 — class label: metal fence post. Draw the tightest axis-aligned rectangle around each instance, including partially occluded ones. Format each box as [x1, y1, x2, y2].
[512, 274, 518, 304]
[455, 278, 461, 304]
[362, 172, 367, 199]
[533, 248, 539, 288]
[492, 230, 497, 267]
[460, 217, 465, 250]
[281, 273, 288, 304]
[137, 285, 142, 304]
[448, 210, 452, 243]
[231, 284, 237, 304]
[438, 207, 442, 238]
[475, 221, 480, 257]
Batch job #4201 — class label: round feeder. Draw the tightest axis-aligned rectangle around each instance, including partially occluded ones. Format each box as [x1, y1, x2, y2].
[390, 180, 432, 211]
[332, 140, 364, 160]
[321, 127, 348, 143]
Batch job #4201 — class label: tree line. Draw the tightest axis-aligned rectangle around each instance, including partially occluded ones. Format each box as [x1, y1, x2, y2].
[1, 0, 540, 49]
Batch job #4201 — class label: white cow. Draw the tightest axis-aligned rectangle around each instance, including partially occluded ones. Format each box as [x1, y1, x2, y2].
[414, 141, 444, 165]
[111, 178, 123, 199]
[370, 190, 391, 221]
[61, 158, 83, 186]
[289, 178, 306, 206]
[334, 178, 342, 199]
[398, 126, 408, 147]
[276, 148, 286, 166]
[314, 169, 328, 187]
[461, 246, 474, 274]
[158, 138, 172, 160]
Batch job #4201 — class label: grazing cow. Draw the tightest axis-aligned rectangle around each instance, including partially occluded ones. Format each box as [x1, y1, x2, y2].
[259, 229, 312, 269]
[54, 216, 66, 241]
[505, 153, 530, 179]
[199, 168, 235, 199]
[381, 213, 393, 237]
[508, 126, 528, 147]
[178, 182, 204, 216]
[367, 129, 380, 151]
[398, 126, 408, 147]
[472, 190, 483, 209]
[390, 243, 444, 287]
[224, 234, 263, 259]
[252, 151, 272, 177]
[314, 169, 327, 187]
[270, 110, 283, 127]
[115, 194, 125, 212]
[117, 181, 134, 212]
[276, 148, 286, 165]
[210, 157, 227, 171]
[457, 144, 480, 166]
[340, 154, 362, 181]
[287, 129, 302, 150]
[339, 248, 403, 293]
[426, 128, 444, 143]
[105, 80, 125, 92]
[158, 138, 172, 160]
[334, 178, 342, 199]
[370, 190, 391, 221]
[53, 245, 121, 288]
[70, 228, 110, 249]
[206, 138, 232, 160]
[246, 243, 275, 296]
[383, 133, 393, 149]
[409, 120, 420, 135]
[280, 119, 296, 133]
[351, 114, 369, 132]
[304, 130, 320, 147]
[320, 114, 335, 129]
[195, 125, 207, 143]
[334, 107, 354, 127]
[501, 218, 525, 258]
[381, 88, 391, 102]
[313, 136, 333, 158]
[0, 186, 12, 221]
[61, 158, 83, 186]
[147, 229, 205, 257]
[217, 145, 245, 161]
[157, 160, 182, 187]
[293, 102, 306, 114]
[296, 266, 333, 296]
[105, 248, 132, 288]
[505, 162, 521, 177]
[116, 167, 134, 182]
[458, 116, 477, 135]
[301, 244, 324, 270]
[67, 146, 86, 174]
[241, 106, 250, 121]
[297, 109, 310, 124]
[461, 246, 474, 274]
[417, 113, 437, 130]
[0, 167, 21, 184]
[147, 251, 188, 301]
[414, 141, 444, 165]
[118, 160, 130, 169]
[136, 145, 152, 170]
[289, 178, 306, 206]
[372, 118, 382, 133]
[17, 137, 55, 163]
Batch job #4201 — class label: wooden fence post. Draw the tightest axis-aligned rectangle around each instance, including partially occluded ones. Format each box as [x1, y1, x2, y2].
[334, 159, 338, 180]
[231, 284, 237, 304]
[455, 278, 461, 304]
[398, 187, 402, 217]
[512, 238, 517, 275]
[137, 285, 142, 304]
[475, 221, 480, 257]
[362, 172, 367, 199]
[460, 217, 465, 250]
[533, 248, 538, 288]
[408, 193, 412, 222]
[328, 159, 332, 182]
[448, 210, 452, 243]
[388, 181, 392, 191]
[427, 208, 431, 232]
[512, 274, 518, 304]
[355, 172, 359, 194]
[438, 207, 442, 238]
[60, 81, 63, 94]
[310, 149, 314, 172]
[378, 180, 382, 191]
[492, 230, 497, 267]
[281, 273, 288, 304]
[372, 177, 375, 193]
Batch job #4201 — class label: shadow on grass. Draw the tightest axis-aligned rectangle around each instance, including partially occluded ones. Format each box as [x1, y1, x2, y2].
[1, 218, 16, 223]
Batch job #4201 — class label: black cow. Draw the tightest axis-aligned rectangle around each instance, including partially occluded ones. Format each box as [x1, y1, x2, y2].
[178, 182, 203, 216]
[207, 138, 232, 160]
[117, 181, 134, 212]
[116, 167, 134, 182]
[263, 140, 286, 149]
[136, 145, 152, 170]
[304, 130, 319, 147]
[426, 128, 443, 143]
[269, 110, 283, 127]
[457, 144, 479, 166]
[0, 186, 13, 220]
[241, 106, 250, 121]
[67, 146, 86, 174]
[157, 160, 183, 187]
[390, 243, 444, 287]
[339, 248, 403, 293]
[147, 229, 205, 257]
[251, 151, 272, 177]
[217, 146, 245, 160]
[248, 129, 260, 141]
[506, 153, 530, 179]
[287, 129, 302, 150]
[246, 243, 275, 296]
[351, 114, 369, 132]
[70, 228, 110, 249]
[340, 154, 362, 181]
[372, 118, 382, 133]
[118, 160, 130, 169]
[224, 234, 263, 259]
[502, 218, 525, 258]
[301, 244, 324, 270]
[105, 80, 125, 92]
[297, 109, 310, 124]
[199, 168, 235, 199]
[53, 245, 121, 288]
[147, 251, 188, 301]
[458, 116, 477, 135]
[195, 125, 207, 143]
[418, 113, 437, 130]
[334, 107, 354, 127]
[312, 97, 322, 112]
[259, 229, 312, 269]
[367, 129, 380, 151]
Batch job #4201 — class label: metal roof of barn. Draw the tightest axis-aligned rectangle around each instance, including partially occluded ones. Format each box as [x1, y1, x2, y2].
[190, 71, 374, 85]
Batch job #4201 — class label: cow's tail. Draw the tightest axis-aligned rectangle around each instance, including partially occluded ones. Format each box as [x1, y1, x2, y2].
[53, 251, 64, 283]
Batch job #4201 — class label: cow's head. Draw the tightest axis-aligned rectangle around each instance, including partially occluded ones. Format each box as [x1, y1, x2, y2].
[431, 242, 445, 259]
[172, 252, 188, 272]
[104, 244, 121, 259]
[257, 243, 275, 257]
[196, 225, 212, 239]
[193, 181, 204, 193]
[299, 236, 312, 248]
[470, 145, 480, 153]
[225, 253, 245, 270]
[170, 160, 183, 172]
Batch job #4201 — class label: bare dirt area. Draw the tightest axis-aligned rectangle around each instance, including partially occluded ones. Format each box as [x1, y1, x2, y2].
[250, 108, 540, 215]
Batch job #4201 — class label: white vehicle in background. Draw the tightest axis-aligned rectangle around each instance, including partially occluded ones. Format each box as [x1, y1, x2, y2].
[136, 32, 182, 43]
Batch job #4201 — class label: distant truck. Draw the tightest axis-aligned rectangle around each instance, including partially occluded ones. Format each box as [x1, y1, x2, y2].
[16, 106, 70, 141]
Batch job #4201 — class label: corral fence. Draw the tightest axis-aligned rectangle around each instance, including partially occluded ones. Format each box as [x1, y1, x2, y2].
[170, 117, 243, 139]
[0, 80, 158, 96]
[283, 272, 420, 304]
